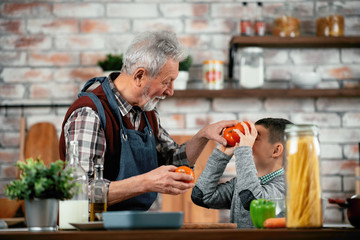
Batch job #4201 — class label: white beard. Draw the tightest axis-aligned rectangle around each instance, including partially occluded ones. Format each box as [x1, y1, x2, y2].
[143, 95, 165, 111]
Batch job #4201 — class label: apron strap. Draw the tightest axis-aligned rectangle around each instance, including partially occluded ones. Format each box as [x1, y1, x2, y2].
[79, 76, 106, 93]
[78, 77, 108, 130]
[100, 77, 128, 135]
[78, 92, 106, 130]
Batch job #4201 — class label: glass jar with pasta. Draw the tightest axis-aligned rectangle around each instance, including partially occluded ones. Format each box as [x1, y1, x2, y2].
[284, 124, 322, 228]
[273, 3, 300, 37]
[316, 2, 344, 37]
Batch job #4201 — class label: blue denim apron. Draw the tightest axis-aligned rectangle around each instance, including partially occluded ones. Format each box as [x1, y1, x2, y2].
[79, 76, 158, 211]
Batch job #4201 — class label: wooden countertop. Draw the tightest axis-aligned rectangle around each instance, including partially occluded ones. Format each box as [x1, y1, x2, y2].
[1, 227, 359, 240]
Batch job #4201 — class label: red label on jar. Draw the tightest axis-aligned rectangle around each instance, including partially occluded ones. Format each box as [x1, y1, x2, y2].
[205, 70, 222, 83]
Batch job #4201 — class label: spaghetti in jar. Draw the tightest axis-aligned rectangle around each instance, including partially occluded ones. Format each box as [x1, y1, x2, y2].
[284, 124, 322, 228]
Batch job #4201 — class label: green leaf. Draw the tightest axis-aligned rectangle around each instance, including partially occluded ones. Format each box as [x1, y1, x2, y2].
[4, 157, 78, 200]
[98, 54, 123, 71]
[179, 55, 193, 71]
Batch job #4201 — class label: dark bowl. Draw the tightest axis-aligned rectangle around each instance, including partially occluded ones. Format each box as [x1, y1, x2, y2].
[329, 197, 360, 228]
[346, 198, 360, 228]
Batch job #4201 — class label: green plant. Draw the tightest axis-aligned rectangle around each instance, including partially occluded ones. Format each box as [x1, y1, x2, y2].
[5, 158, 77, 200]
[97, 54, 123, 71]
[179, 55, 193, 71]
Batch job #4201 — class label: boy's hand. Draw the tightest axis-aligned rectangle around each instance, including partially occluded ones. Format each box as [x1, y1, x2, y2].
[218, 143, 235, 156]
[233, 121, 257, 147]
[218, 121, 257, 155]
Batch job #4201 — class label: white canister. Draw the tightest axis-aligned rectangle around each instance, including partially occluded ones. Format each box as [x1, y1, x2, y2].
[239, 47, 264, 89]
[203, 60, 224, 90]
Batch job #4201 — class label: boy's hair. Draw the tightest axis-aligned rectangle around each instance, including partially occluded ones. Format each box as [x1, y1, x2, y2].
[255, 118, 293, 144]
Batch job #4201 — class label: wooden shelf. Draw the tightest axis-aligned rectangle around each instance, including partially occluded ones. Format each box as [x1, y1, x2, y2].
[228, 35, 360, 80]
[172, 88, 360, 99]
[230, 36, 360, 48]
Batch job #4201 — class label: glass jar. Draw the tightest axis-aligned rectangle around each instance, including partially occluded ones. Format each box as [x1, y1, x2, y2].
[284, 125, 322, 228]
[203, 60, 224, 89]
[316, 2, 344, 37]
[59, 141, 89, 230]
[273, 3, 300, 37]
[239, 47, 264, 89]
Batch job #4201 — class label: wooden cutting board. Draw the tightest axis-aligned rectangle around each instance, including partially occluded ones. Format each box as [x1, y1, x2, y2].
[181, 223, 237, 229]
[0, 198, 24, 218]
[24, 122, 60, 166]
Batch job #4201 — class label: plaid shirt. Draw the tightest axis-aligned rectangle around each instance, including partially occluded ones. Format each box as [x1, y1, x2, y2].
[63, 75, 188, 183]
[258, 168, 284, 184]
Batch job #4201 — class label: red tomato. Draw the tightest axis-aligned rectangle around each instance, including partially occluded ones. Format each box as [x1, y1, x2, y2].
[232, 121, 251, 143]
[175, 166, 195, 183]
[223, 127, 237, 147]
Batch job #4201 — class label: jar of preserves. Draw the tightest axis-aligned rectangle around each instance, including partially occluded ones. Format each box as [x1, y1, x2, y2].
[239, 47, 264, 89]
[316, 2, 344, 37]
[284, 124, 322, 228]
[273, 3, 300, 37]
[203, 60, 224, 89]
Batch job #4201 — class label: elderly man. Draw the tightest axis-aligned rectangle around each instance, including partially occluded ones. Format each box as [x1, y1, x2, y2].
[59, 31, 236, 211]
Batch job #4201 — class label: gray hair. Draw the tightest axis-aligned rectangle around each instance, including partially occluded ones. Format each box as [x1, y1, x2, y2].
[121, 31, 187, 78]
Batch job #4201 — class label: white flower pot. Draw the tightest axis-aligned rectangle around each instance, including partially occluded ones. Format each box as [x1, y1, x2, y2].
[174, 71, 189, 90]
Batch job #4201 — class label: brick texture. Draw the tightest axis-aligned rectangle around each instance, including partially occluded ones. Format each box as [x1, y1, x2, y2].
[28, 52, 79, 67]
[53, 3, 104, 18]
[27, 19, 79, 34]
[0, 19, 25, 34]
[1, 3, 52, 18]
[1, 68, 52, 83]
[107, 4, 157, 18]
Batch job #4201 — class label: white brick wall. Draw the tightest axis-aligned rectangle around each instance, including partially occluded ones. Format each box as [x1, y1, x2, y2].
[54, 3, 105, 18]
[107, 4, 157, 18]
[1, 68, 52, 83]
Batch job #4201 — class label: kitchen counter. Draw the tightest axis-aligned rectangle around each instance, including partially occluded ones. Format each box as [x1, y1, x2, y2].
[1, 227, 360, 240]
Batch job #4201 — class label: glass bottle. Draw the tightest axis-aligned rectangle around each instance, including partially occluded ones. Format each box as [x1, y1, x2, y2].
[273, 2, 300, 37]
[240, 2, 251, 36]
[90, 162, 108, 222]
[254, 2, 265, 36]
[316, 2, 344, 37]
[284, 125, 322, 228]
[59, 141, 89, 229]
[239, 47, 264, 89]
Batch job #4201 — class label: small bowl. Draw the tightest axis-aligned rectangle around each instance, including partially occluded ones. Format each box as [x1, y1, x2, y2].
[291, 72, 321, 89]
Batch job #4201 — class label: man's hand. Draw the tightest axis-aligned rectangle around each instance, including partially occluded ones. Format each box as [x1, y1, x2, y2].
[143, 165, 195, 195]
[198, 120, 239, 146]
[185, 120, 238, 166]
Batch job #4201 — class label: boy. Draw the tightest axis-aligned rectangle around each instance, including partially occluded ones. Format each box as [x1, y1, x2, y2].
[191, 118, 292, 228]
